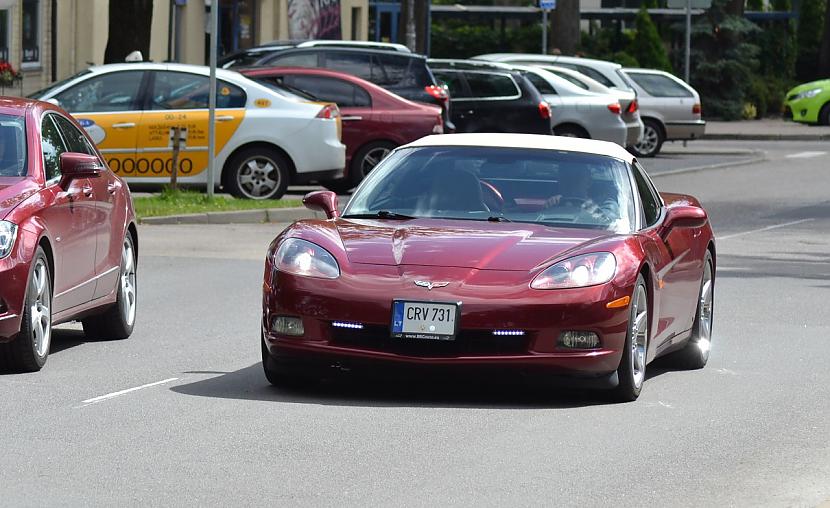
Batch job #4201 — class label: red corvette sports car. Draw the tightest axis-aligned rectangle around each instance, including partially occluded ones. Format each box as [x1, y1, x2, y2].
[261, 134, 715, 401]
[0, 98, 138, 372]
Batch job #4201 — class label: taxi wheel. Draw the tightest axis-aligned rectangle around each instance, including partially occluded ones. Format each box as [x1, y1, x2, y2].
[225, 147, 289, 200]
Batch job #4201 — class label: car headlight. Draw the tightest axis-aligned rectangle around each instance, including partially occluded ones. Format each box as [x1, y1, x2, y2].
[274, 238, 339, 279]
[791, 88, 822, 101]
[0, 221, 17, 259]
[531, 252, 616, 289]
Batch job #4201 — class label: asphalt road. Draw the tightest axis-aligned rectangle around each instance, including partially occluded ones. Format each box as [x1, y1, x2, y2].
[2, 141, 829, 506]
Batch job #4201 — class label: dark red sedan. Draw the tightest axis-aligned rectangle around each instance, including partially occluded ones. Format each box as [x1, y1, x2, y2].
[242, 67, 444, 193]
[261, 134, 715, 401]
[0, 98, 137, 372]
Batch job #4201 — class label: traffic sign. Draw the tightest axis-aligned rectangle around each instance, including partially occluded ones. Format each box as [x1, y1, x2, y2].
[540, 0, 556, 10]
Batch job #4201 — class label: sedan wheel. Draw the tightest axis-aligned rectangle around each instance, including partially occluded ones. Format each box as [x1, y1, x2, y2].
[613, 275, 648, 401]
[0, 247, 52, 372]
[225, 147, 290, 200]
[348, 141, 397, 189]
[82, 234, 137, 340]
[630, 120, 664, 158]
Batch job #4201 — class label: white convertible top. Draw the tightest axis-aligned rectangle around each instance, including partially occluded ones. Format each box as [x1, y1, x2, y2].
[403, 133, 636, 163]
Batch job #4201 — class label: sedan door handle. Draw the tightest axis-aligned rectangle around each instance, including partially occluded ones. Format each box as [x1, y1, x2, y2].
[216, 115, 235, 122]
[82, 184, 94, 198]
[112, 122, 136, 129]
[341, 116, 363, 121]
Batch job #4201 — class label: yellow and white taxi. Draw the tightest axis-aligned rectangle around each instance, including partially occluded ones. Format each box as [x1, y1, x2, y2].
[31, 63, 345, 199]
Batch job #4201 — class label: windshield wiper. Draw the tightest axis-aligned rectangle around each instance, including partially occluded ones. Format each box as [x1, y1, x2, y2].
[342, 210, 415, 220]
[487, 215, 512, 222]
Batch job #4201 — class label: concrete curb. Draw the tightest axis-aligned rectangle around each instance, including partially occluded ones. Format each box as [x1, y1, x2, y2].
[704, 133, 830, 141]
[139, 207, 319, 225]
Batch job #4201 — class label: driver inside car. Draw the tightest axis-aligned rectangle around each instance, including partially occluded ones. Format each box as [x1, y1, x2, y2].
[544, 165, 620, 221]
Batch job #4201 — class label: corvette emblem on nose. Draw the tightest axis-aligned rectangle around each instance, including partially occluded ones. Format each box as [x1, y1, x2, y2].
[414, 280, 450, 290]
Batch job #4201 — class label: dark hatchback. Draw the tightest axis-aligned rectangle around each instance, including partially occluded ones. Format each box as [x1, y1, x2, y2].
[222, 45, 454, 131]
[429, 62, 552, 135]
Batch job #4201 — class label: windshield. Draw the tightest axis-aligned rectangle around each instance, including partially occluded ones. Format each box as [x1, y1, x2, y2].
[0, 114, 27, 177]
[27, 69, 92, 99]
[344, 146, 636, 233]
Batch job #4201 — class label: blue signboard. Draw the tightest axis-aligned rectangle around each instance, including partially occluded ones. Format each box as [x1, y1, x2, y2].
[540, 0, 556, 10]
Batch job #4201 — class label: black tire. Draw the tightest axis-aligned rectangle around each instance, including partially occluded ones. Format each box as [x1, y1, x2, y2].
[261, 334, 318, 388]
[348, 141, 397, 188]
[671, 252, 714, 370]
[819, 103, 830, 126]
[224, 146, 290, 200]
[0, 248, 52, 372]
[82, 234, 137, 340]
[612, 275, 649, 402]
[321, 178, 356, 195]
[630, 119, 665, 158]
[553, 124, 590, 138]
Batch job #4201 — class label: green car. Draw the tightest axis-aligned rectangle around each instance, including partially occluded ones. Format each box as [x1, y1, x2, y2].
[784, 79, 830, 125]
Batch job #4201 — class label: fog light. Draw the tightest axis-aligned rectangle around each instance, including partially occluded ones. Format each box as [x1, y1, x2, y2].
[558, 331, 600, 349]
[271, 316, 304, 336]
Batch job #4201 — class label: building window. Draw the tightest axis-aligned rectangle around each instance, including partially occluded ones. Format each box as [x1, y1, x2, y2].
[351, 7, 362, 40]
[22, 0, 40, 66]
[0, 10, 8, 61]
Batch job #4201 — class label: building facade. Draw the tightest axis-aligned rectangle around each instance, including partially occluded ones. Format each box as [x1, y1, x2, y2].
[0, 0, 368, 96]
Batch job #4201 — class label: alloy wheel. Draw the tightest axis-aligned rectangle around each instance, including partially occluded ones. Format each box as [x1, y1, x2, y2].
[120, 238, 137, 327]
[634, 125, 659, 156]
[629, 285, 649, 390]
[237, 156, 282, 199]
[359, 146, 392, 178]
[694, 260, 714, 359]
[30, 259, 51, 358]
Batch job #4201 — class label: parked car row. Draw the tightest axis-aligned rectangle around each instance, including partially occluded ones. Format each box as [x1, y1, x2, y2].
[21, 41, 707, 199]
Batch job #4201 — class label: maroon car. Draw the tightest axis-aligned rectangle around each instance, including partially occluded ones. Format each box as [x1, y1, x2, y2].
[261, 134, 715, 401]
[242, 67, 444, 193]
[0, 98, 137, 372]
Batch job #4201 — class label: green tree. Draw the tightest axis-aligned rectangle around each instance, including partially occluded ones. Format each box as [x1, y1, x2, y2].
[629, 6, 673, 71]
[795, 0, 827, 81]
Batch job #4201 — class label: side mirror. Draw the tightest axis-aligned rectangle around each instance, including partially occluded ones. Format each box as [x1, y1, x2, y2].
[660, 205, 707, 238]
[303, 190, 340, 219]
[59, 152, 103, 187]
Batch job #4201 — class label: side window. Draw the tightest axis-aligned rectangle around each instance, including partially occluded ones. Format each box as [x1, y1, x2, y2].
[524, 72, 556, 95]
[432, 70, 470, 99]
[324, 52, 372, 81]
[632, 163, 661, 227]
[464, 72, 520, 98]
[627, 73, 694, 98]
[54, 71, 144, 113]
[53, 115, 95, 155]
[150, 72, 246, 110]
[373, 53, 409, 86]
[285, 75, 371, 108]
[575, 65, 616, 88]
[266, 51, 319, 68]
[553, 71, 590, 90]
[41, 115, 67, 181]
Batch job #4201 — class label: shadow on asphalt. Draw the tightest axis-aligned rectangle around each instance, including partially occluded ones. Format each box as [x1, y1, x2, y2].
[0, 327, 117, 374]
[171, 361, 677, 409]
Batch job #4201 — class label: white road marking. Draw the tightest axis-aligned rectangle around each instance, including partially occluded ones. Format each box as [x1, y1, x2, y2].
[79, 377, 179, 407]
[785, 151, 827, 159]
[717, 218, 815, 240]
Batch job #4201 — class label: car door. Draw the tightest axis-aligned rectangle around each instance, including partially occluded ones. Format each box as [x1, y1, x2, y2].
[283, 74, 375, 158]
[53, 114, 121, 300]
[632, 162, 696, 357]
[463, 71, 523, 133]
[38, 114, 97, 312]
[431, 70, 473, 132]
[136, 71, 246, 182]
[51, 70, 146, 177]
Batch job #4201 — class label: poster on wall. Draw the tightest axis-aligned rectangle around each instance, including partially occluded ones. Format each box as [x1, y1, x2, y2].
[287, 0, 342, 40]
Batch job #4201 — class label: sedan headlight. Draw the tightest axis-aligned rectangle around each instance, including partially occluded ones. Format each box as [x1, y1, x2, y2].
[531, 252, 616, 289]
[791, 88, 822, 101]
[274, 238, 339, 279]
[0, 221, 17, 259]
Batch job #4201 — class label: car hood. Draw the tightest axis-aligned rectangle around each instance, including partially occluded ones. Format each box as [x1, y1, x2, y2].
[787, 79, 830, 95]
[334, 218, 613, 271]
[0, 178, 39, 220]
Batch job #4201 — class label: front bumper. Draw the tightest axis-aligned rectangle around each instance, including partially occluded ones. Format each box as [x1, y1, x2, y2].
[0, 235, 31, 341]
[785, 97, 824, 124]
[664, 120, 706, 141]
[262, 267, 633, 378]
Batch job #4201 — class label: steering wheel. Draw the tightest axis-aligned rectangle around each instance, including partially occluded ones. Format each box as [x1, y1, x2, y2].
[555, 196, 590, 207]
[480, 181, 505, 212]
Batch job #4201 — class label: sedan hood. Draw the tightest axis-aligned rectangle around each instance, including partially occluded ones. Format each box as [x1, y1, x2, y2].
[0, 178, 39, 220]
[335, 218, 612, 271]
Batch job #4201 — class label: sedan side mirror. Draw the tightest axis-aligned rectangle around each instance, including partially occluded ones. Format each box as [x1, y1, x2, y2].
[59, 152, 103, 187]
[660, 205, 707, 238]
[303, 190, 340, 219]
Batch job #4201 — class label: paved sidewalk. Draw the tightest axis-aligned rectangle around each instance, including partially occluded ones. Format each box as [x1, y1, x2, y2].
[704, 118, 830, 140]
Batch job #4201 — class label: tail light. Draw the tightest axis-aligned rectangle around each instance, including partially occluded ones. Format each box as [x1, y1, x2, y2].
[316, 103, 340, 119]
[607, 103, 622, 114]
[627, 100, 638, 114]
[433, 115, 444, 134]
[425, 85, 448, 102]
[692, 103, 702, 115]
[538, 101, 551, 120]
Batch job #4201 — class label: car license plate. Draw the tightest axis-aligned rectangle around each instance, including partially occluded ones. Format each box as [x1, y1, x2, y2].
[391, 300, 459, 341]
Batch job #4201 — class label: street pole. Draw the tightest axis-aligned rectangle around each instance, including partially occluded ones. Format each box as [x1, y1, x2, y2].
[207, 1, 218, 199]
[542, 9, 548, 54]
[684, 0, 691, 82]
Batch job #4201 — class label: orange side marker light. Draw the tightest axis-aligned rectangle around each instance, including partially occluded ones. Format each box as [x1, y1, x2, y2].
[606, 296, 631, 309]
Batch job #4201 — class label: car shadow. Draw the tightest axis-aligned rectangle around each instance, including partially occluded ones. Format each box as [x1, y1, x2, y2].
[170, 362, 665, 409]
